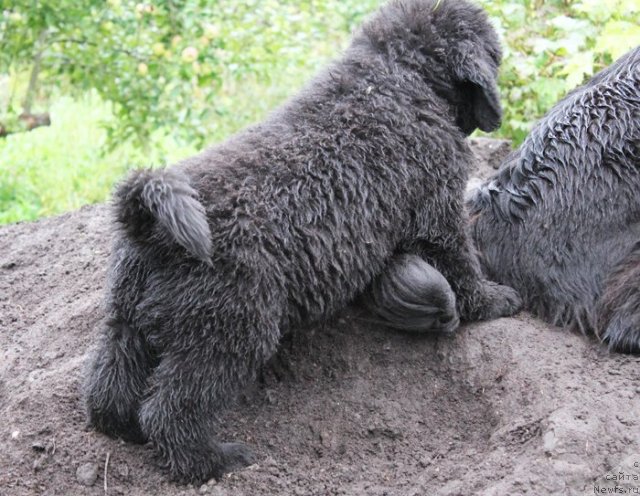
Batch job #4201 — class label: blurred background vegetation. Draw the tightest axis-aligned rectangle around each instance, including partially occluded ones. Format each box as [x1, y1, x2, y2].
[0, 0, 639, 224]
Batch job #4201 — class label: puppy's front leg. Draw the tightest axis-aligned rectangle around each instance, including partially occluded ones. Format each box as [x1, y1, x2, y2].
[407, 205, 521, 322]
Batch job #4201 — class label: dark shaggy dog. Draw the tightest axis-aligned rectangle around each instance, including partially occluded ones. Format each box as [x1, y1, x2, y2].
[467, 46, 640, 352]
[85, 0, 521, 483]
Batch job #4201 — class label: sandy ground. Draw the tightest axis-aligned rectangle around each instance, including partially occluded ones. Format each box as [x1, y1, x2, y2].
[1, 139, 639, 496]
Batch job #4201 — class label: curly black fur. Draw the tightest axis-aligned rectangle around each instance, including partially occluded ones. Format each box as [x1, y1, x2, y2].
[362, 254, 459, 333]
[85, 0, 521, 483]
[468, 46, 640, 352]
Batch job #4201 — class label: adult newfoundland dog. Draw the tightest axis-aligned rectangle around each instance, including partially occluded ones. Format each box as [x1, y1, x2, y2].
[469, 46, 640, 353]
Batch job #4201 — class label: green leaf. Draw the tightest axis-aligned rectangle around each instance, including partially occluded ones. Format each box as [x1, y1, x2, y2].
[560, 50, 594, 90]
[595, 20, 640, 60]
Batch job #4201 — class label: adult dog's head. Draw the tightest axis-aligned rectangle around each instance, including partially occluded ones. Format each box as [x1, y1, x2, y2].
[358, 0, 503, 135]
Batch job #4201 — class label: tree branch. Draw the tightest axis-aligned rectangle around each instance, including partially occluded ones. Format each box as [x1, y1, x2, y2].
[22, 30, 48, 114]
[53, 38, 144, 61]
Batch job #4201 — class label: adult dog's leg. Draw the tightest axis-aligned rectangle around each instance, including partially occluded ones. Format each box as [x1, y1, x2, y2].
[138, 311, 281, 483]
[85, 317, 154, 443]
[596, 242, 640, 353]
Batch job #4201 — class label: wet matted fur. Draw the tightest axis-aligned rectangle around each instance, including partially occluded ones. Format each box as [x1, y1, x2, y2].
[362, 253, 460, 333]
[85, 0, 521, 483]
[468, 46, 640, 353]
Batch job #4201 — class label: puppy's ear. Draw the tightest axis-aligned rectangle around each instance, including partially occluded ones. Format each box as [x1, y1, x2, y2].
[452, 43, 502, 133]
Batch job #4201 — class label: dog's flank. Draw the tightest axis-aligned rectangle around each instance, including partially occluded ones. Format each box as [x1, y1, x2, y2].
[86, 0, 521, 484]
[114, 168, 212, 264]
[468, 46, 640, 352]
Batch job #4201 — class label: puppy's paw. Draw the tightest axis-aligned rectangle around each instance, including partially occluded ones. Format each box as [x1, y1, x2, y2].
[220, 442, 257, 473]
[477, 280, 522, 320]
[87, 406, 146, 444]
[364, 254, 460, 333]
[85, 383, 146, 443]
[167, 441, 256, 484]
[432, 311, 461, 335]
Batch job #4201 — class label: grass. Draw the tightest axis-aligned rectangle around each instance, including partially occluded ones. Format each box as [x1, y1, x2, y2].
[0, 26, 342, 226]
[0, 94, 197, 224]
[0, 67, 319, 225]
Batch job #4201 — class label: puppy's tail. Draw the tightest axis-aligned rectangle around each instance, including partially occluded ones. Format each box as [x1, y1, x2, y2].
[113, 168, 212, 264]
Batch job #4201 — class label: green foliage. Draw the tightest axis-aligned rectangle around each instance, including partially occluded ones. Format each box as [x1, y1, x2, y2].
[1, 0, 639, 224]
[0, 0, 378, 149]
[479, 0, 640, 142]
[0, 0, 378, 223]
[0, 94, 197, 224]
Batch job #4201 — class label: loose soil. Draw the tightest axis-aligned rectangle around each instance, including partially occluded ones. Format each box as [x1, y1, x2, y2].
[1, 139, 639, 496]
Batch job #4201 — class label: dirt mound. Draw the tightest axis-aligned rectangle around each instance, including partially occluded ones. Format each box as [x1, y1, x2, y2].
[1, 140, 639, 496]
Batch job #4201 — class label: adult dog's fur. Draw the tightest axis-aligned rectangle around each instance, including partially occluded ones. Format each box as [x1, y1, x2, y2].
[467, 46, 640, 352]
[362, 254, 459, 333]
[85, 0, 521, 483]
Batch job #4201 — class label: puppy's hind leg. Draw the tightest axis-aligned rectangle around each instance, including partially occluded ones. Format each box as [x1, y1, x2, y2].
[138, 307, 282, 483]
[85, 317, 155, 443]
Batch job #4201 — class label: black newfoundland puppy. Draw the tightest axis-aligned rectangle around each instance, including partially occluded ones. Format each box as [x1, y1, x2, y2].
[468, 46, 640, 353]
[85, 0, 521, 482]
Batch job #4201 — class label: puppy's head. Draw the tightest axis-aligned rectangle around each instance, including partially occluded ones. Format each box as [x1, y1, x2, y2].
[360, 0, 503, 134]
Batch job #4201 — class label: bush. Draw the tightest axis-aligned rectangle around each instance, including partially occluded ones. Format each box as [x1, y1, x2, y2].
[479, 0, 640, 142]
[0, 0, 378, 150]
